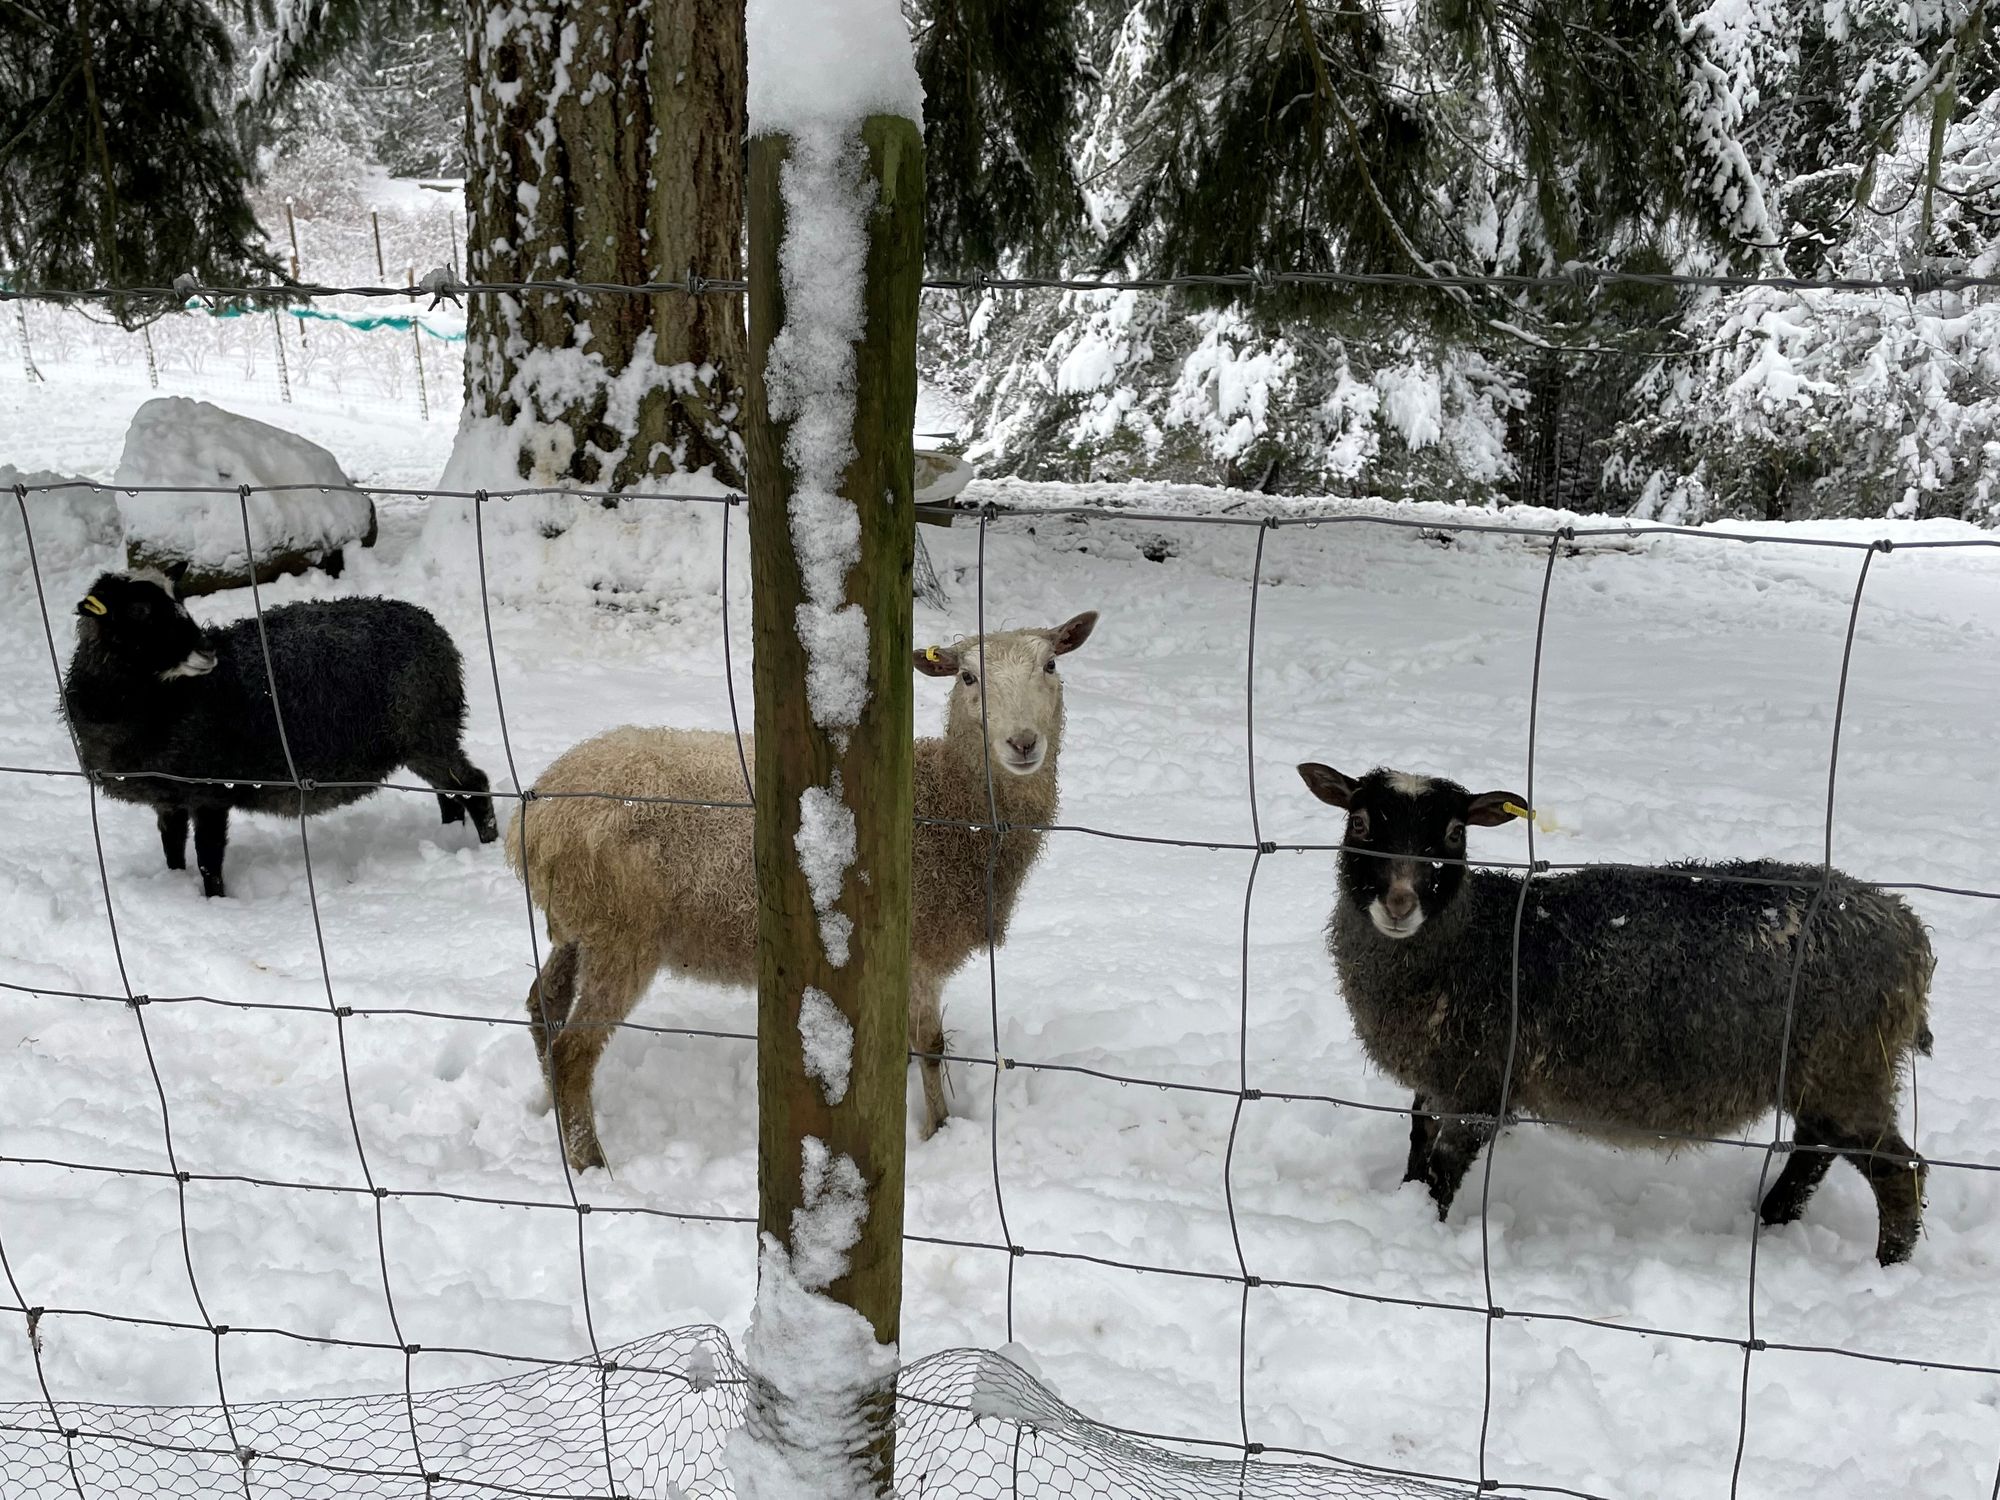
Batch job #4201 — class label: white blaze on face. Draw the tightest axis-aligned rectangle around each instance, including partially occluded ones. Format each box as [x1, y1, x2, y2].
[159, 650, 217, 681]
[1386, 771, 1434, 797]
[1367, 897, 1426, 939]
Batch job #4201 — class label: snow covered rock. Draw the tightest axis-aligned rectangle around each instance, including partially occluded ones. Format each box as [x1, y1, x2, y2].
[0, 466, 123, 602]
[112, 398, 376, 595]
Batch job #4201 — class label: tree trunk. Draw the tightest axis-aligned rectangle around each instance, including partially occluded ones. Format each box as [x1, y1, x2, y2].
[463, 0, 746, 489]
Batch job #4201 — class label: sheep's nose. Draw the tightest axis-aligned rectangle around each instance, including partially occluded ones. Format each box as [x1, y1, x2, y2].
[1007, 733, 1039, 758]
[1383, 887, 1418, 922]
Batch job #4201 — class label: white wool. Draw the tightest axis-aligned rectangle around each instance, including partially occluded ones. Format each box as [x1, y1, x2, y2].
[798, 989, 854, 1106]
[796, 780, 858, 967]
[745, 0, 922, 135]
[112, 398, 370, 568]
[724, 1235, 899, 1500]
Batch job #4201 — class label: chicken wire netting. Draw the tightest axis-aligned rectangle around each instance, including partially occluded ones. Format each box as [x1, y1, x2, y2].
[0, 1327, 1471, 1500]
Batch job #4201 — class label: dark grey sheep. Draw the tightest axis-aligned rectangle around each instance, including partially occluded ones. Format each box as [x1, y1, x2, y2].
[63, 566, 497, 898]
[1297, 762, 1933, 1266]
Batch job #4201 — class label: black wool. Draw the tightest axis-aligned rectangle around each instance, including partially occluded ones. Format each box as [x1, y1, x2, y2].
[1299, 763, 1934, 1267]
[63, 569, 498, 898]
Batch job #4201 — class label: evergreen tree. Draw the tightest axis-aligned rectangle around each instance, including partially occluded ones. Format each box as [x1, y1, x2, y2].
[913, 0, 1089, 270]
[0, 0, 276, 322]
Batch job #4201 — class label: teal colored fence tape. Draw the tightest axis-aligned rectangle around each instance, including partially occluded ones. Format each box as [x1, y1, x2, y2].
[195, 301, 465, 342]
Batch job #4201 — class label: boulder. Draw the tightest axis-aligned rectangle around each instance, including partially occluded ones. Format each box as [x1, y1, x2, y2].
[113, 398, 376, 595]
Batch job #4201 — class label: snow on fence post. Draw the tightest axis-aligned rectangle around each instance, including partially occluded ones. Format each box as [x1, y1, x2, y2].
[731, 3, 923, 1496]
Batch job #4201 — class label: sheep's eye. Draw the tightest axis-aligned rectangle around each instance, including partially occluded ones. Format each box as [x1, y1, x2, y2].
[960, 671, 977, 687]
[1043, 659, 1057, 674]
[1446, 820, 1465, 844]
[1348, 810, 1370, 840]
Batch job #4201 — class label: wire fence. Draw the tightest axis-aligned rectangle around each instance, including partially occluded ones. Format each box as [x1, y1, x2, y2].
[3, 271, 2000, 1500]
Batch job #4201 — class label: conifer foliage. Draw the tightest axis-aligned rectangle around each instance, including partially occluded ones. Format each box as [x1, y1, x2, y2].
[0, 0, 275, 320]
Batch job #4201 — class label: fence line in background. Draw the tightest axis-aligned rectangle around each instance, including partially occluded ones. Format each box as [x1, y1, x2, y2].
[10, 262, 2000, 306]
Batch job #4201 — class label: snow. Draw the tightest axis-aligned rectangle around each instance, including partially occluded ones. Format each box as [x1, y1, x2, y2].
[111, 398, 373, 571]
[745, 0, 922, 135]
[798, 989, 854, 1106]
[764, 126, 873, 735]
[6, 375, 2000, 1498]
[797, 780, 857, 966]
[790, 1136, 870, 1293]
[724, 1237, 899, 1500]
[0, 466, 123, 605]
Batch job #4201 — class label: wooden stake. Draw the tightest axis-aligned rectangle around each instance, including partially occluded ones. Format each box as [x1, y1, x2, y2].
[270, 308, 291, 403]
[285, 200, 306, 346]
[408, 266, 429, 422]
[747, 112, 922, 1496]
[16, 304, 42, 383]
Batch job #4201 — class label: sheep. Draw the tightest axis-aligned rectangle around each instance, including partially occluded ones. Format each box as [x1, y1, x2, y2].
[62, 566, 498, 898]
[1295, 762, 1934, 1266]
[507, 610, 1099, 1170]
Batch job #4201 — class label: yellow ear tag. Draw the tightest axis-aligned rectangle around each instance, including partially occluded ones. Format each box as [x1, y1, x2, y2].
[924, 646, 941, 662]
[1503, 800, 1559, 833]
[82, 595, 107, 616]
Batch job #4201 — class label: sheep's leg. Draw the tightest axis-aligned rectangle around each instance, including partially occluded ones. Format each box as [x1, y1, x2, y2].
[1420, 1101, 1497, 1221]
[157, 808, 189, 871]
[1836, 1125, 1926, 1267]
[193, 807, 229, 898]
[1405, 1092, 1439, 1184]
[909, 972, 948, 1140]
[525, 940, 581, 1102]
[548, 943, 650, 1173]
[1758, 1116, 1837, 1228]
[408, 749, 500, 844]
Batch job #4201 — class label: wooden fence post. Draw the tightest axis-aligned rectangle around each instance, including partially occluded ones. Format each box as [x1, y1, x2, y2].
[743, 110, 922, 1496]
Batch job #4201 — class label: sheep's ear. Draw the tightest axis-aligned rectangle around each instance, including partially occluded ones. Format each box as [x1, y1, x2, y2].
[914, 644, 959, 677]
[1297, 763, 1357, 808]
[1466, 791, 1525, 826]
[162, 559, 191, 595]
[1049, 611, 1098, 655]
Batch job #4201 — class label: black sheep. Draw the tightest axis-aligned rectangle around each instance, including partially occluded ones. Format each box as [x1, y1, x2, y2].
[63, 567, 498, 897]
[1297, 762, 1934, 1266]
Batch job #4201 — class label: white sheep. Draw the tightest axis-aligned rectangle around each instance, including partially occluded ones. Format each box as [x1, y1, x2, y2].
[507, 611, 1098, 1169]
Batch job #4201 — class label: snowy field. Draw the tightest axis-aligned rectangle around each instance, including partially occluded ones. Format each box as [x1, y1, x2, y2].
[3, 357, 2000, 1500]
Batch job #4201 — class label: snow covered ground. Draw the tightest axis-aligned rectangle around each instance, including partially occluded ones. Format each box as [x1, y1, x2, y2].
[3, 361, 2000, 1500]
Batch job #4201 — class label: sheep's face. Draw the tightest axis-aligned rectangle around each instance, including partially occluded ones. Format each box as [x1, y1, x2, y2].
[915, 611, 1098, 778]
[74, 568, 215, 682]
[1297, 764, 1522, 939]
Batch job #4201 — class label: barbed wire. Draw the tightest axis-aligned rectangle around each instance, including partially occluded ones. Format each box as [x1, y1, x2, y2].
[17, 477, 2000, 557]
[6, 261, 2000, 307]
[1, 472, 1993, 1499]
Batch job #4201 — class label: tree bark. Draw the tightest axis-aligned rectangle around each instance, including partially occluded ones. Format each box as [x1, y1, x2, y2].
[463, 0, 746, 489]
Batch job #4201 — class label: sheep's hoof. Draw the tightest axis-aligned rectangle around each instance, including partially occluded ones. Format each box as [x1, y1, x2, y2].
[200, 871, 226, 899]
[565, 1131, 608, 1174]
[1875, 1225, 1920, 1266]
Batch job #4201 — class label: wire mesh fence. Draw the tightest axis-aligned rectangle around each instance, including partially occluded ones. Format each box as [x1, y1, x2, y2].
[4, 265, 2000, 1499]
